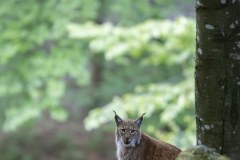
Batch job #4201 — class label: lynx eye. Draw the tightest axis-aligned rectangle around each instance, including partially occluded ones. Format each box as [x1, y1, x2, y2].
[121, 129, 126, 133]
[130, 130, 136, 134]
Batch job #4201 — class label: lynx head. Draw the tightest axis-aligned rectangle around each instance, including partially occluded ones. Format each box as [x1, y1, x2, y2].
[113, 110, 146, 147]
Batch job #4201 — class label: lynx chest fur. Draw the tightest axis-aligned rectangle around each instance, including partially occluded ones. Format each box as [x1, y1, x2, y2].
[114, 111, 181, 160]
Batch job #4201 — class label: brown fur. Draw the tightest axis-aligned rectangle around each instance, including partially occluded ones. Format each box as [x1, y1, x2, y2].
[114, 111, 181, 160]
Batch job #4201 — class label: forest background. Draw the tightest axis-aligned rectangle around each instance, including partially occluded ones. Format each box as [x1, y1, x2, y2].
[0, 0, 195, 159]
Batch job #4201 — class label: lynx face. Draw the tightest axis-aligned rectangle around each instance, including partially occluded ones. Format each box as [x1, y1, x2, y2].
[114, 111, 145, 147]
[116, 120, 141, 147]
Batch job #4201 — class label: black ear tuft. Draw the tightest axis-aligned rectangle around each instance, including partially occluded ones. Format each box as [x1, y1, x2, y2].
[113, 110, 123, 126]
[134, 113, 146, 128]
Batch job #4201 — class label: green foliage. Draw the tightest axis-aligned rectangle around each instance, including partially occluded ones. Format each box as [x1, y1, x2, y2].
[0, 0, 195, 155]
[67, 17, 196, 147]
[68, 17, 194, 64]
[95, 0, 194, 25]
[0, 0, 100, 131]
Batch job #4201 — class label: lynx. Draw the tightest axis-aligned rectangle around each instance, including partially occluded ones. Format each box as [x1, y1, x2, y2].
[113, 111, 181, 160]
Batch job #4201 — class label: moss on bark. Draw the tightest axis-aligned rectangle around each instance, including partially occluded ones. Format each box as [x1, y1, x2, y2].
[176, 145, 229, 160]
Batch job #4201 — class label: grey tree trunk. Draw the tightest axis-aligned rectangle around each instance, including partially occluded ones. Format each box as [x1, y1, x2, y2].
[195, 1, 240, 159]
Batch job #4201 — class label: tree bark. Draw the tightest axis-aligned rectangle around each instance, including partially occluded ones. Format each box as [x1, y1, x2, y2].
[195, 1, 240, 159]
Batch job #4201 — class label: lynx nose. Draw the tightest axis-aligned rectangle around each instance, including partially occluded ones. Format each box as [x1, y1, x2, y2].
[124, 138, 131, 145]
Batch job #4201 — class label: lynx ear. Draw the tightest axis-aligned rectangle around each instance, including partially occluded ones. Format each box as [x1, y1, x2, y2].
[134, 113, 146, 128]
[113, 110, 123, 126]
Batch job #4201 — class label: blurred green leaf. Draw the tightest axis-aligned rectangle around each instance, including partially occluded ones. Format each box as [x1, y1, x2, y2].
[50, 107, 68, 122]
[3, 107, 40, 132]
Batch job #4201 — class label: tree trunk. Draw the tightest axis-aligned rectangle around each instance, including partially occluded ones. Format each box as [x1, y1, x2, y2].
[195, 1, 240, 159]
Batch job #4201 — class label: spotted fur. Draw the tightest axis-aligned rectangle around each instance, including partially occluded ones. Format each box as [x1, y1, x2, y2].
[114, 111, 181, 160]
